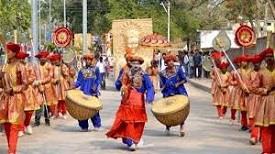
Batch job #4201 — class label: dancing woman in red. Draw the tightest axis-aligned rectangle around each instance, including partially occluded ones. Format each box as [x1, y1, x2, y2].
[106, 55, 155, 151]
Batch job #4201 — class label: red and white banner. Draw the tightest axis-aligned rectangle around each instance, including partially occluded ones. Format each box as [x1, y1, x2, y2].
[53, 27, 73, 48]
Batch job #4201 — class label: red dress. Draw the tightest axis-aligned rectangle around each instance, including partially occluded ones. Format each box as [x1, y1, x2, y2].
[106, 68, 154, 143]
[106, 88, 147, 143]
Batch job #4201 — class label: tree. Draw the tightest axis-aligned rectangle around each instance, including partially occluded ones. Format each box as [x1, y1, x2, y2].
[267, 0, 275, 19]
[0, 0, 31, 41]
[44, 0, 258, 42]
[40, 0, 111, 35]
[106, 0, 191, 40]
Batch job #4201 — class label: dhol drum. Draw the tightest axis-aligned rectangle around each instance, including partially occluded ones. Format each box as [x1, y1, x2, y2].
[151, 95, 190, 127]
[66, 89, 103, 120]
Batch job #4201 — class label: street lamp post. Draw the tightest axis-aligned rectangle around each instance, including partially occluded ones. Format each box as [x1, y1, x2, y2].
[47, 0, 52, 42]
[63, 0, 66, 27]
[38, 0, 41, 49]
[161, 0, 171, 42]
[31, 0, 39, 60]
[83, 0, 88, 53]
[49, 0, 52, 22]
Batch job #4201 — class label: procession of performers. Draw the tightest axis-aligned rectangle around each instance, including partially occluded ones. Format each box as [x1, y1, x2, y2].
[0, 42, 77, 154]
[0, 42, 273, 154]
[210, 48, 275, 154]
[0, 43, 27, 154]
[0, 44, 189, 153]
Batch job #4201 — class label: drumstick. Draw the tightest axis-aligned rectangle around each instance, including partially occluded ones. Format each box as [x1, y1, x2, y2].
[160, 80, 186, 91]
[175, 80, 187, 87]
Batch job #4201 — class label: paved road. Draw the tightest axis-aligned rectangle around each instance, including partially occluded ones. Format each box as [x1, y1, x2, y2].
[0, 83, 261, 154]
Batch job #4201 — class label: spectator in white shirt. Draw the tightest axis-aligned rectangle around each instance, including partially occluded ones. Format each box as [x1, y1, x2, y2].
[182, 50, 190, 78]
[154, 50, 161, 67]
[160, 52, 167, 71]
[96, 57, 106, 89]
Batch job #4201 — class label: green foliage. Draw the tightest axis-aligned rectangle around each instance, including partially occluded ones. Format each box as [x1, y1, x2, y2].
[0, 0, 267, 44]
[40, 0, 111, 35]
[3, 0, 263, 43]
[106, 0, 193, 40]
[224, 0, 254, 21]
[44, 42, 58, 52]
[0, 0, 31, 38]
[39, 0, 231, 41]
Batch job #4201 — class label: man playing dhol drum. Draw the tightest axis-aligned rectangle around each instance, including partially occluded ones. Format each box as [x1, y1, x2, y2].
[74, 53, 102, 132]
[159, 53, 188, 137]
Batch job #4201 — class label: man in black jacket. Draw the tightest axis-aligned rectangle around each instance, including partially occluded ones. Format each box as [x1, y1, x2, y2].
[193, 50, 202, 78]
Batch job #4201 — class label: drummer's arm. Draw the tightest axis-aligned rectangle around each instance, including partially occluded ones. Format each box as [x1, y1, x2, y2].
[115, 69, 123, 91]
[175, 67, 187, 87]
[94, 68, 101, 91]
[75, 71, 83, 88]
[143, 74, 154, 103]
[159, 72, 165, 90]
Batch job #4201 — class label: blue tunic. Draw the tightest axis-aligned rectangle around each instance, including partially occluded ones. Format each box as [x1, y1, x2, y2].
[115, 68, 124, 91]
[111, 69, 154, 147]
[75, 66, 101, 96]
[136, 73, 155, 103]
[115, 67, 154, 103]
[75, 66, 102, 129]
[159, 66, 188, 98]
